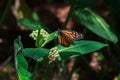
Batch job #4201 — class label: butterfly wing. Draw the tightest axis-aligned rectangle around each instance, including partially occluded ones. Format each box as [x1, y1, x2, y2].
[58, 30, 73, 46]
[73, 31, 84, 40]
[58, 35, 70, 47]
[58, 30, 83, 47]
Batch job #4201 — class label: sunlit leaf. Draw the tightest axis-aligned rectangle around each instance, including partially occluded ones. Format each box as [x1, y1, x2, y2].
[57, 40, 108, 60]
[18, 66, 31, 80]
[74, 8, 118, 43]
[14, 37, 31, 80]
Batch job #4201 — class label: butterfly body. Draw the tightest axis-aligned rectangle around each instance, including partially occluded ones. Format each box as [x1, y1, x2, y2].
[58, 30, 84, 47]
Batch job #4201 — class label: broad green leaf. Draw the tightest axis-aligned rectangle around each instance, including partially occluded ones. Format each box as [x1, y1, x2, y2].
[18, 66, 31, 80]
[74, 8, 118, 43]
[118, 74, 120, 80]
[41, 31, 58, 47]
[23, 48, 50, 61]
[14, 37, 31, 80]
[57, 40, 108, 60]
[19, 18, 42, 30]
[14, 36, 23, 54]
[17, 54, 28, 70]
[14, 36, 23, 72]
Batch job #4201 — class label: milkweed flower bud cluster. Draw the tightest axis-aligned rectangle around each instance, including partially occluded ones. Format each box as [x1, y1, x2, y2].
[37, 57, 44, 62]
[48, 47, 59, 64]
[40, 29, 49, 40]
[29, 29, 49, 40]
[29, 30, 38, 40]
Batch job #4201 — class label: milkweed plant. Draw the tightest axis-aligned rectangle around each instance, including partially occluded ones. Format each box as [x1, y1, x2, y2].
[14, 0, 118, 80]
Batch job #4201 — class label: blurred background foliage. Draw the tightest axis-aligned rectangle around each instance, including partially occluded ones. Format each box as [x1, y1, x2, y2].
[0, 0, 120, 80]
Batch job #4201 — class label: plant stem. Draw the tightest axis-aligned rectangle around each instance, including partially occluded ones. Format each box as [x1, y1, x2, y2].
[1, 55, 13, 66]
[33, 62, 39, 80]
[58, 61, 65, 80]
[67, 66, 75, 80]
[62, 0, 76, 29]
[35, 29, 41, 47]
[0, 0, 13, 28]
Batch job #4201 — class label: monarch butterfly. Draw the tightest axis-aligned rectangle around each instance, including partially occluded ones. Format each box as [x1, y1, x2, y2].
[58, 30, 84, 47]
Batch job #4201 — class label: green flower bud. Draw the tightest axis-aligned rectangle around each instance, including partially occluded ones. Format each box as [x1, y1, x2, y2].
[48, 47, 59, 64]
[37, 57, 44, 62]
[29, 30, 39, 40]
[29, 29, 49, 41]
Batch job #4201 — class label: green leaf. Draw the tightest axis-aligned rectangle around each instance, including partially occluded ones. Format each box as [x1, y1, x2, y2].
[23, 48, 50, 61]
[97, 52, 104, 61]
[18, 66, 31, 80]
[118, 74, 120, 80]
[74, 8, 118, 43]
[14, 37, 31, 80]
[35, 29, 45, 47]
[19, 18, 43, 30]
[32, 12, 39, 21]
[17, 54, 28, 70]
[57, 40, 108, 60]
[41, 31, 58, 47]
[35, 30, 58, 47]
[14, 36, 23, 54]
